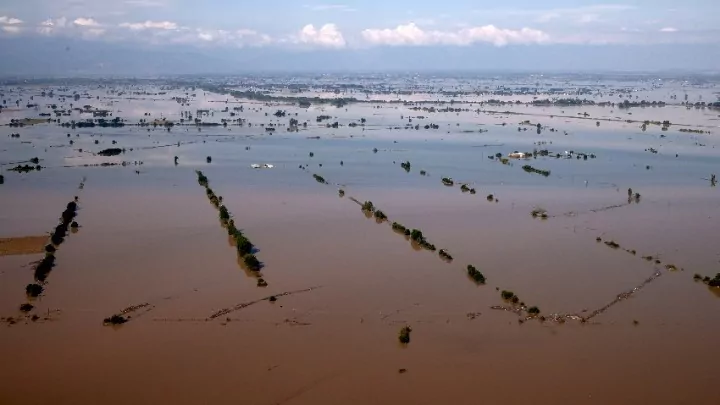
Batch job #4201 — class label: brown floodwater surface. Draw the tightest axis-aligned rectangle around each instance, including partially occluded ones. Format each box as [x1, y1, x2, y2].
[1, 80, 719, 405]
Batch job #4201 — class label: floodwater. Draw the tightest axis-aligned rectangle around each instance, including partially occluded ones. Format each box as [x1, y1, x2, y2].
[1, 75, 719, 405]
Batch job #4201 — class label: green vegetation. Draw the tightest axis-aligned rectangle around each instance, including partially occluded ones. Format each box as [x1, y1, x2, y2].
[604, 240, 620, 249]
[361, 201, 375, 212]
[235, 235, 254, 256]
[460, 184, 470, 192]
[467, 265, 486, 284]
[374, 210, 388, 221]
[243, 254, 261, 272]
[206, 156, 212, 163]
[19, 303, 34, 312]
[257, 278, 268, 287]
[196, 170, 208, 186]
[0, 174, 3, 184]
[313, 174, 326, 184]
[97, 148, 123, 156]
[522, 165, 551, 177]
[103, 315, 127, 325]
[501, 290, 516, 300]
[486, 194, 494, 201]
[9, 164, 43, 173]
[398, 326, 412, 344]
[706, 273, 720, 287]
[219, 206, 230, 222]
[338, 189, 345, 197]
[195, 171, 264, 279]
[439, 249, 453, 261]
[25, 284, 43, 297]
[409, 228, 436, 251]
[392, 222, 409, 235]
[400, 161, 411, 172]
[531, 208, 548, 219]
[527, 306, 541, 315]
[419, 170, 427, 176]
[441, 177, 454, 186]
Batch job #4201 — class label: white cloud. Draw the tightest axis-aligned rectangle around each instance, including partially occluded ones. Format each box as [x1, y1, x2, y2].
[361, 23, 549, 47]
[303, 4, 356, 12]
[170, 28, 272, 47]
[84, 28, 106, 37]
[119, 20, 178, 30]
[73, 18, 100, 27]
[660, 27, 678, 32]
[124, 0, 167, 6]
[536, 4, 635, 23]
[0, 16, 23, 25]
[296, 23, 346, 48]
[2, 25, 21, 34]
[37, 17, 67, 34]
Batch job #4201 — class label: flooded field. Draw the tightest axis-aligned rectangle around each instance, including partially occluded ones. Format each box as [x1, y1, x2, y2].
[1, 74, 719, 405]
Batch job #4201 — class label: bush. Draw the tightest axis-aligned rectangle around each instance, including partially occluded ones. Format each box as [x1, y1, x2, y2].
[206, 156, 212, 163]
[257, 278, 268, 287]
[501, 290, 515, 300]
[20, 303, 34, 312]
[522, 165, 551, 177]
[531, 208, 547, 218]
[398, 326, 411, 344]
[236, 236, 254, 256]
[361, 201, 375, 212]
[392, 222, 407, 232]
[338, 189, 345, 197]
[420, 170, 427, 176]
[410, 229, 423, 242]
[709, 274, 720, 287]
[527, 306, 541, 315]
[26, 284, 44, 297]
[467, 265, 486, 284]
[196, 170, 208, 186]
[97, 148, 122, 156]
[442, 177, 454, 186]
[313, 174, 326, 184]
[439, 249, 453, 261]
[374, 210, 387, 221]
[400, 161, 411, 172]
[219, 206, 230, 221]
[243, 254, 261, 271]
[103, 314, 127, 325]
[487, 194, 494, 201]
[460, 184, 470, 192]
[604, 240, 620, 249]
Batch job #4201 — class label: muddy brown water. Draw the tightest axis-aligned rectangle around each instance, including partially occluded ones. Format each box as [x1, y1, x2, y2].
[1, 82, 719, 405]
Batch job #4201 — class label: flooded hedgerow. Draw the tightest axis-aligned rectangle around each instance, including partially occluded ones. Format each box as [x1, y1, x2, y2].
[195, 171, 265, 283]
[522, 165, 551, 177]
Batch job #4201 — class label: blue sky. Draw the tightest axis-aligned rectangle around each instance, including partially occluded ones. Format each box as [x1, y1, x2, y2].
[0, 0, 718, 73]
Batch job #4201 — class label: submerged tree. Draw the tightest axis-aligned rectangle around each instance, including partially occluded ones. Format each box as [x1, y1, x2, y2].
[398, 326, 412, 344]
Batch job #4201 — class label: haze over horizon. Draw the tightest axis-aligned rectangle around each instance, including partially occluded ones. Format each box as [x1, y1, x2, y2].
[0, 0, 718, 75]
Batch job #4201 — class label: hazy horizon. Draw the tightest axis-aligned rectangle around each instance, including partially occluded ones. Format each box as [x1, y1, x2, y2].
[1, 0, 719, 75]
